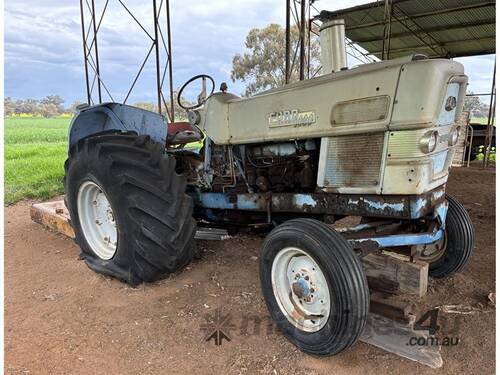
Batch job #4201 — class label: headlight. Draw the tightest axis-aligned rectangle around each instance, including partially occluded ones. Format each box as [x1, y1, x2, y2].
[449, 127, 460, 146]
[420, 130, 439, 153]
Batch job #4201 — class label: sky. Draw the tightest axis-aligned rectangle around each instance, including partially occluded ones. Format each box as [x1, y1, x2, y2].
[4, 0, 496, 107]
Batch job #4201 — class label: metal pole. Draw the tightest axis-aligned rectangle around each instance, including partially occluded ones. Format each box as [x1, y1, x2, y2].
[483, 60, 496, 168]
[307, 5, 311, 79]
[79, 0, 91, 104]
[285, 0, 290, 84]
[91, 0, 102, 103]
[152, 0, 162, 115]
[166, 0, 175, 121]
[387, 1, 393, 59]
[299, 0, 305, 81]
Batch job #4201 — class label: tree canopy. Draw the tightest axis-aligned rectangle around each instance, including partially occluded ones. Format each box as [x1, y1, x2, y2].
[231, 24, 320, 96]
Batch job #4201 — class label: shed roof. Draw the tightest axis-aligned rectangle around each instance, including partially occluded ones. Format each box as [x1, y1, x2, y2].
[317, 0, 495, 59]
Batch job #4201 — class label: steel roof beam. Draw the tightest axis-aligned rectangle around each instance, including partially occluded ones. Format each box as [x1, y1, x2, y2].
[354, 18, 496, 44]
[390, 4, 449, 57]
[369, 36, 495, 57]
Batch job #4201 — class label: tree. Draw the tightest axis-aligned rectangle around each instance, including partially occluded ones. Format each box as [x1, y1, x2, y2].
[41, 95, 64, 114]
[231, 24, 321, 96]
[463, 92, 482, 113]
[39, 103, 59, 118]
[4, 97, 15, 116]
[15, 98, 40, 115]
[464, 91, 490, 118]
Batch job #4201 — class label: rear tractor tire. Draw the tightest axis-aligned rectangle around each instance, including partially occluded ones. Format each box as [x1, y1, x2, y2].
[64, 133, 197, 286]
[260, 218, 369, 356]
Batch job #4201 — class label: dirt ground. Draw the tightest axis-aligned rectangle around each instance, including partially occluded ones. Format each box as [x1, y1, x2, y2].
[5, 167, 496, 374]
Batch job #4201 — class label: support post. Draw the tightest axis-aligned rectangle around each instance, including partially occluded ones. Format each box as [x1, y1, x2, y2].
[153, 0, 162, 115]
[299, 0, 306, 81]
[483, 60, 496, 168]
[79, 0, 91, 104]
[166, 0, 175, 122]
[285, 0, 290, 84]
[90, 0, 102, 103]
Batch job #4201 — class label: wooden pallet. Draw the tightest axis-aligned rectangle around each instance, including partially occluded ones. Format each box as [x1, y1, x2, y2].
[30, 199, 441, 368]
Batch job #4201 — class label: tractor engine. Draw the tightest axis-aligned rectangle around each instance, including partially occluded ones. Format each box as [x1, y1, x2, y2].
[193, 140, 318, 193]
[175, 140, 319, 193]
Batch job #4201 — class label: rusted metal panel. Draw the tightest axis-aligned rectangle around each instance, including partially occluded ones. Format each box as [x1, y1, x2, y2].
[192, 185, 446, 219]
[319, 132, 385, 189]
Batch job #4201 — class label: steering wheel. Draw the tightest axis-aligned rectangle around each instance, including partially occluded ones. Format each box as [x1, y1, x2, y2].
[177, 74, 215, 110]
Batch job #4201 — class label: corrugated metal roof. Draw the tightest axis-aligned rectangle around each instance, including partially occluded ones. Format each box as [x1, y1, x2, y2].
[317, 0, 495, 59]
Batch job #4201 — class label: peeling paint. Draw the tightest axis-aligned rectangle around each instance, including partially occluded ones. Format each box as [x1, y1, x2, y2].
[192, 186, 445, 220]
[364, 200, 405, 212]
[293, 195, 318, 208]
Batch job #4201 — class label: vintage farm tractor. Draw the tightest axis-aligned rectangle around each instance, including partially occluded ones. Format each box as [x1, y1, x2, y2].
[64, 15, 473, 356]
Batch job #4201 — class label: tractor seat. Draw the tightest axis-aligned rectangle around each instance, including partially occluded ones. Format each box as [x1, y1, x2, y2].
[167, 121, 202, 146]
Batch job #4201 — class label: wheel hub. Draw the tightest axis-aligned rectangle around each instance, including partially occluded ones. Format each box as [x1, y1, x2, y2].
[77, 181, 118, 260]
[292, 278, 310, 299]
[271, 247, 330, 332]
[420, 231, 447, 263]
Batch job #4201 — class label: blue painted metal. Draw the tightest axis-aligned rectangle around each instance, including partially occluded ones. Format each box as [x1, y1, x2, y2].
[409, 187, 446, 218]
[192, 185, 447, 220]
[434, 200, 448, 229]
[196, 193, 262, 210]
[68, 102, 167, 150]
[194, 190, 449, 250]
[349, 228, 444, 248]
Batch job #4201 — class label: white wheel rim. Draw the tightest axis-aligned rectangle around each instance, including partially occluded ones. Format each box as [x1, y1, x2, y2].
[420, 231, 447, 263]
[77, 181, 118, 260]
[271, 247, 331, 332]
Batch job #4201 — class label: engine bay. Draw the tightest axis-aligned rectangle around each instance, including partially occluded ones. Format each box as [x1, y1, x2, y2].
[173, 139, 320, 194]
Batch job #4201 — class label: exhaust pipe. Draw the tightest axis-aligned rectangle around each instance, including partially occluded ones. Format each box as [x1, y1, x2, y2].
[319, 19, 347, 74]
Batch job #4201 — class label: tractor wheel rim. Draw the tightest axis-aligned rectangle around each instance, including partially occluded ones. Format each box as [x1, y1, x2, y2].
[420, 231, 447, 263]
[77, 181, 118, 260]
[271, 247, 330, 332]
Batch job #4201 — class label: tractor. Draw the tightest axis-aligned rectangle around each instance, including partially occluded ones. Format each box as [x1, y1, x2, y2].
[64, 17, 474, 355]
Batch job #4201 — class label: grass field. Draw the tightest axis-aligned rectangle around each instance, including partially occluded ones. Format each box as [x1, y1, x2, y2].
[4, 116, 203, 205]
[5, 117, 70, 204]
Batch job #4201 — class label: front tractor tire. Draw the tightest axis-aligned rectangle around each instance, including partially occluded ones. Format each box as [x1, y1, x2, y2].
[260, 218, 369, 356]
[64, 133, 196, 286]
[423, 195, 474, 278]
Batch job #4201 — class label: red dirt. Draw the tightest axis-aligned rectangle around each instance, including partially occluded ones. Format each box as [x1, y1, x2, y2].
[5, 167, 495, 374]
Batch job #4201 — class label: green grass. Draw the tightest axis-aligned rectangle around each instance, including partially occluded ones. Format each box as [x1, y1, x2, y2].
[4, 117, 70, 204]
[3, 117, 203, 204]
[470, 116, 490, 125]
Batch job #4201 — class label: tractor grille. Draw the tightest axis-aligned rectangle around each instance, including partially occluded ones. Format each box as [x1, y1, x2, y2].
[321, 133, 385, 188]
